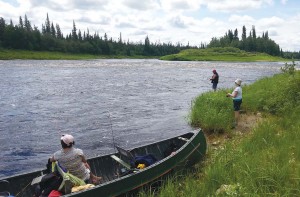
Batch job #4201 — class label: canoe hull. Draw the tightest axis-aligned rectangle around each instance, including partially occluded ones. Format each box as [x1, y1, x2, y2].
[1, 129, 207, 197]
[66, 130, 206, 197]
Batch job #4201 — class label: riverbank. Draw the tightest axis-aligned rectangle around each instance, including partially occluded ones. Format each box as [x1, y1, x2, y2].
[160, 47, 288, 62]
[147, 66, 300, 196]
[0, 49, 158, 60]
[0, 48, 288, 62]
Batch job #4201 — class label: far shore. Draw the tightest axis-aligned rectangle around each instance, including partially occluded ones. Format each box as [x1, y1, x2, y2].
[0, 48, 292, 62]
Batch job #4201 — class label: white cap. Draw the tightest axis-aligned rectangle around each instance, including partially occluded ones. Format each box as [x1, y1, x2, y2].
[61, 134, 74, 146]
[235, 79, 242, 86]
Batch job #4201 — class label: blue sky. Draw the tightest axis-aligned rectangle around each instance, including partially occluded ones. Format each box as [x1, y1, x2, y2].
[0, 0, 299, 51]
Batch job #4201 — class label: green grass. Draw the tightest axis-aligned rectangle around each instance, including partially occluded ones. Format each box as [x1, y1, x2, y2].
[190, 69, 300, 131]
[0, 49, 157, 60]
[0, 48, 288, 62]
[160, 47, 288, 62]
[154, 70, 300, 196]
[189, 89, 233, 132]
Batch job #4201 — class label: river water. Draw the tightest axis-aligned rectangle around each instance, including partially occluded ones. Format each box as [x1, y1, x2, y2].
[0, 59, 285, 177]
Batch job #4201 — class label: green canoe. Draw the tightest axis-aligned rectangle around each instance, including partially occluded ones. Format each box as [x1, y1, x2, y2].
[0, 129, 207, 197]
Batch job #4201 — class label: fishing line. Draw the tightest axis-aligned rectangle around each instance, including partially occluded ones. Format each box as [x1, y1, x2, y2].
[107, 111, 117, 152]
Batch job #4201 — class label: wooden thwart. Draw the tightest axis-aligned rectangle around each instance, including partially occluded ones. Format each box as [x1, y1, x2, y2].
[110, 155, 131, 170]
[178, 137, 189, 142]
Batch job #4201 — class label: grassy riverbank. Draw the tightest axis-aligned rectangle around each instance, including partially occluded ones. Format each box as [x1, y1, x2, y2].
[160, 47, 288, 62]
[144, 65, 300, 196]
[0, 49, 157, 60]
[0, 48, 288, 62]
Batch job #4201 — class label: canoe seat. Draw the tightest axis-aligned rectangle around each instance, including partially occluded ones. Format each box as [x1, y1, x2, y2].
[31, 174, 46, 185]
[110, 155, 131, 170]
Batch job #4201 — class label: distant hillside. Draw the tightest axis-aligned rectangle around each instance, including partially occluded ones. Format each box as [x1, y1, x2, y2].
[160, 47, 287, 62]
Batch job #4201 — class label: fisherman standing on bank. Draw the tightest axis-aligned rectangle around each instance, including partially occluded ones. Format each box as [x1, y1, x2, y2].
[210, 69, 219, 91]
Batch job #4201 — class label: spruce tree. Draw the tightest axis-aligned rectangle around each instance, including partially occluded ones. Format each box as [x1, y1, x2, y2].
[56, 24, 62, 39]
[72, 20, 77, 40]
[51, 22, 56, 37]
[0, 17, 5, 42]
[19, 16, 24, 29]
[252, 25, 256, 39]
[24, 15, 32, 31]
[242, 25, 246, 40]
[233, 28, 238, 40]
[45, 13, 51, 34]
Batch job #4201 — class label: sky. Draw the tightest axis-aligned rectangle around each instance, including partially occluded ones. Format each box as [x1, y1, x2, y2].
[0, 0, 300, 52]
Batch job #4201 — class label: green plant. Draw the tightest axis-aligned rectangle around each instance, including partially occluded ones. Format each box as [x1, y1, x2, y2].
[280, 61, 296, 75]
[190, 90, 233, 133]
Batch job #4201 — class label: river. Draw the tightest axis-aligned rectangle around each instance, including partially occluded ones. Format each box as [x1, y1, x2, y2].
[0, 59, 285, 177]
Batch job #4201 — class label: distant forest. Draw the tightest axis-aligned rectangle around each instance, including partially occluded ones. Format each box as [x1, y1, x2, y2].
[0, 14, 299, 59]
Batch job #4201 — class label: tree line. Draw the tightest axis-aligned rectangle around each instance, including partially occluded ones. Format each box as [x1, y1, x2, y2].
[0, 14, 299, 59]
[0, 14, 195, 56]
[207, 25, 300, 59]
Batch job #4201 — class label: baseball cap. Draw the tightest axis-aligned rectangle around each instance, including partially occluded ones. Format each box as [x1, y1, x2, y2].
[235, 79, 242, 86]
[61, 134, 74, 146]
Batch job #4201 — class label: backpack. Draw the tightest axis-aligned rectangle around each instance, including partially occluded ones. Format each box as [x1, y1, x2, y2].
[31, 172, 63, 197]
[131, 154, 157, 168]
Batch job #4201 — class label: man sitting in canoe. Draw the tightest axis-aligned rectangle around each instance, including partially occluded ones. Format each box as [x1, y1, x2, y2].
[49, 134, 101, 185]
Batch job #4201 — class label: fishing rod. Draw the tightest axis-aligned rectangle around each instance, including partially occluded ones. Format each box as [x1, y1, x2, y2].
[107, 111, 117, 152]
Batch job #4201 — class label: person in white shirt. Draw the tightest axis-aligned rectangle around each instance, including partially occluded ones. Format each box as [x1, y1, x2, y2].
[227, 79, 242, 127]
[50, 134, 101, 184]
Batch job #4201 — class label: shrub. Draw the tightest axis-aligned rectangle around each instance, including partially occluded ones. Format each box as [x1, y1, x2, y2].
[280, 61, 296, 75]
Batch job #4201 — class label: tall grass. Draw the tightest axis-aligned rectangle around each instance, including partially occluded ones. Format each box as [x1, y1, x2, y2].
[190, 70, 300, 131]
[243, 71, 300, 115]
[155, 70, 300, 196]
[189, 90, 233, 132]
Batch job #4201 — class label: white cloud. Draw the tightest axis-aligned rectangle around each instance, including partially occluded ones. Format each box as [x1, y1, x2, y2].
[122, 0, 159, 10]
[161, 0, 201, 11]
[229, 15, 255, 24]
[202, 0, 273, 12]
[257, 16, 285, 27]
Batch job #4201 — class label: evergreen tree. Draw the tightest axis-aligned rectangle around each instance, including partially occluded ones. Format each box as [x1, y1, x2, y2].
[50, 22, 56, 37]
[264, 31, 269, 39]
[252, 25, 256, 39]
[102, 33, 110, 54]
[19, 16, 24, 29]
[86, 28, 90, 40]
[72, 20, 77, 40]
[1, 14, 295, 58]
[144, 35, 151, 55]
[78, 30, 82, 41]
[242, 25, 246, 40]
[42, 24, 46, 34]
[56, 24, 62, 39]
[9, 19, 14, 27]
[45, 13, 51, 34]
[233, 28, 238, 40]
[228, 29, 233, 42]
[119, 32, 122, 44]
[24, 15, 32, 31]
[0, 17, 5, 42]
